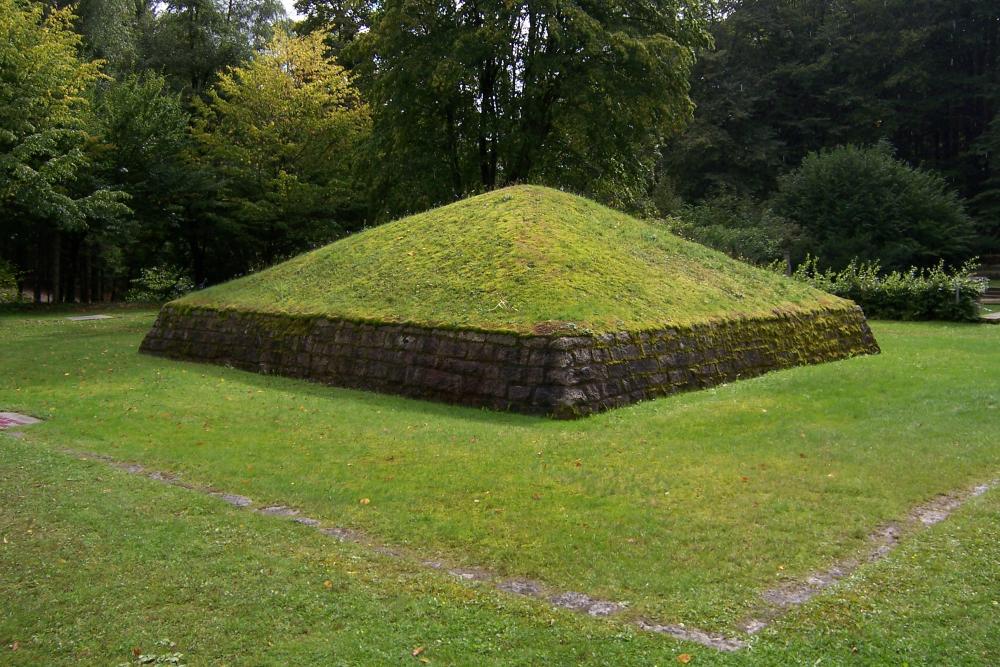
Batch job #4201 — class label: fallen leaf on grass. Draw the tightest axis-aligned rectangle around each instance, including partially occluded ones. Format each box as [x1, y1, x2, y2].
[412, 646, 425, 656]
[677, 654, 692, 664]
[360, 498, 371, 505]
[323, 580, 333, 589]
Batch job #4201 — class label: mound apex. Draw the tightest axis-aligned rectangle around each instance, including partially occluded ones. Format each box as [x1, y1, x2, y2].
[176, 185, 847, 334]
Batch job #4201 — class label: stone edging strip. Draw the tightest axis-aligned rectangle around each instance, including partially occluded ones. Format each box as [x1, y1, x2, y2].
[68, 449, 996, 653]
[738, 479, 999, 634]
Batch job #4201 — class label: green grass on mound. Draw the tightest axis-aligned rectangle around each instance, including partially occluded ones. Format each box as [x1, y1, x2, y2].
[178, 186, 845, 333]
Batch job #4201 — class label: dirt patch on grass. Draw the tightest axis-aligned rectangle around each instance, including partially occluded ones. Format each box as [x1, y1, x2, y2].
[497, 579, 543, 596]
[213, 493, 252, 508]
[259, 505, 299, 517]
[549, 591, 625, 617]
[636, 620, 747, 652]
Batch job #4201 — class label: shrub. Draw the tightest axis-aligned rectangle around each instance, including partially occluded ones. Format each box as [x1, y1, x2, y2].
[0, 260, 20, 304]
[125, 266, 194, 303]
[787, 257, 985, 321]
[666, 193, 799, 265]
[773, 142, 976, 271]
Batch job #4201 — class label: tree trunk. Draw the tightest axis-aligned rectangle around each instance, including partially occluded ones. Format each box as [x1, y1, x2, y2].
[51, 230, 61, 304]
[34, 237, 43, 303]
[478, 61, 498, 189]
[187, 221, 206, 286]
[68, 236, 79, 303]
[82, 243, 92, 304]
[446, 106, 463, 196]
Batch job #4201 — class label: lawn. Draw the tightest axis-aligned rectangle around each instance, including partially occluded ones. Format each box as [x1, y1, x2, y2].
[2, 308, 999, 664]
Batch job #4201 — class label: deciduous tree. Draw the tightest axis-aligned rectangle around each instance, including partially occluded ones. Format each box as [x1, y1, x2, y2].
[195, 28, 371, 271]
[337, 0, 710, 216]
[0, 0, 129, 302]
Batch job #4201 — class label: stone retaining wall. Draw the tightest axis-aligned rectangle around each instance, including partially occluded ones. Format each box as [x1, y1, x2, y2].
[140, 305, 879, 418]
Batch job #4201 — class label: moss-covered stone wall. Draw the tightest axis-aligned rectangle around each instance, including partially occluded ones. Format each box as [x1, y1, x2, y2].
[140, 305, 879, 418]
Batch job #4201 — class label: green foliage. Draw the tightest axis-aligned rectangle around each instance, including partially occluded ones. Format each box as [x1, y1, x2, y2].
[92, 72, 197, 276]
[142, 0, 285, 96]
[666, 193, 799, 265]
[72, 0, 153, 76]
[194, 28, 371, 269]
[179, 185, 845, 333]
[970, 115, 1000, 251]
[659, 0, 999, 254]
[0, 0, 129, 234]
[773, 143, 976, 271]
[0, 258, 19, 303]
[348, 0, 711, 217]
[787, 257, 985, 322]
[125, 266, 195, 303]
[95, 73, 190, 192]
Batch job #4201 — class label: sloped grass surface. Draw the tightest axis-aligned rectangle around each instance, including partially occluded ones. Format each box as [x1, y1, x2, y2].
[1, 311, 997, 636]
[178, 186, 843, 333]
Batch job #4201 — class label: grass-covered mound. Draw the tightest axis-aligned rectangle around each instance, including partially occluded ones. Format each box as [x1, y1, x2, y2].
[146, 186, 877, 417]
[177, 185, 846, 333]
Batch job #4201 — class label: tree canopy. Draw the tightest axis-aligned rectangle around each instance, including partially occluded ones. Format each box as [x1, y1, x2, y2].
[0, 0, 129, 302]
[1, 0, 997, 303]
[348, 0, 711, 216]
[195, 29, 371, 274]
[660, 0, 999, 242]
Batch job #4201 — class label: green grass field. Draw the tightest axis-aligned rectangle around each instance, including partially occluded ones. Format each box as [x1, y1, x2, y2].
[2, 308, 999, 664]
[178, 186, 845, 333]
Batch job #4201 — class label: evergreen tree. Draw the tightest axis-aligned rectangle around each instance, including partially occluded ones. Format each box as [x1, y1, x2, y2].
[773, 143, 975, 271]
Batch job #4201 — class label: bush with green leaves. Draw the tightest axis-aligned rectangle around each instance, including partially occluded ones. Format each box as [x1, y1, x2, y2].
[787, 257, 985, 321]
[0, 260, 20, 303]
[125, 266, 194, 303]
[666, 193, 799, 265]
[773, 143, 976, 271]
